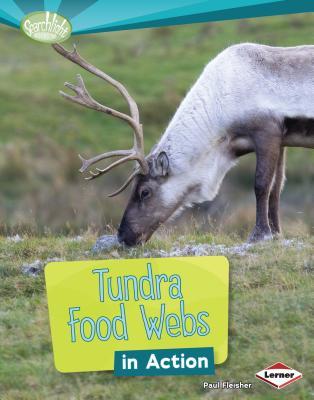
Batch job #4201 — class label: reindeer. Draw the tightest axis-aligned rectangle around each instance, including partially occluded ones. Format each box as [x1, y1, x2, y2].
[53, 43, 314, 246]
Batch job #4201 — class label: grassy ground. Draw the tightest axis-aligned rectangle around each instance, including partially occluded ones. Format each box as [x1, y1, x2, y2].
[0, 232, 313, 399]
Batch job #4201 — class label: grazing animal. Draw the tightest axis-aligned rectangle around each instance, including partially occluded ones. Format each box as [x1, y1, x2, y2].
[54, 43, 314, 246]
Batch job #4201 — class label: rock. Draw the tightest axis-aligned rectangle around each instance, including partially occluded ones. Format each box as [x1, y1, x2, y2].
[144, 242, 253, 258]
[68, 235, 83, 242]
[92, 235, 120, 253]
[6, 234, 23, 243]
[282, 239, 304, 249]
[21, 257, 64, 277]
[22, 260, 43, 276]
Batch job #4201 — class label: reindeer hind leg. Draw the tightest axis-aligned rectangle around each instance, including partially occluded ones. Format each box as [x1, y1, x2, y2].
[268, 147, 286, 236]
[248, 129, 282, 242]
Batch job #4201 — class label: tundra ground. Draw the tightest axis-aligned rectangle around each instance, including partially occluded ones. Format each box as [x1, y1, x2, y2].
[0, 232, 313, 400]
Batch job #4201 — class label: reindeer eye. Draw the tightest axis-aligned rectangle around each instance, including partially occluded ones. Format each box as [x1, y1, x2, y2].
[140, 188, 151, 200]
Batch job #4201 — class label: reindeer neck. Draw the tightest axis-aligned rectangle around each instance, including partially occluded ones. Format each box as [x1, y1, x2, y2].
[153, 62, 224, 173]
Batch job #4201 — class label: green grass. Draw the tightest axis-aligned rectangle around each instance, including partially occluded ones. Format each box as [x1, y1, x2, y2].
[2, 14, 314, 151]
[0, 233, 313, 399]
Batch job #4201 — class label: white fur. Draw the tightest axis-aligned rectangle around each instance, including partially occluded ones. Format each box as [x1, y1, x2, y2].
[151, 43, 314, 211]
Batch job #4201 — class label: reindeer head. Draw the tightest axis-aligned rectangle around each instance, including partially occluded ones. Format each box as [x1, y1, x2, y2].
[53, 44, 176, 246]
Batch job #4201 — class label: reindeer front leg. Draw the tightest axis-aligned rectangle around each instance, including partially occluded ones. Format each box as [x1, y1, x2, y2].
[268, 147, 286, 235]
[249, 131, 282, 242]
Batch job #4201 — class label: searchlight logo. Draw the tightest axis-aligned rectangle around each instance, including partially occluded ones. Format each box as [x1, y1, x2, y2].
[21, 11, 71, 44]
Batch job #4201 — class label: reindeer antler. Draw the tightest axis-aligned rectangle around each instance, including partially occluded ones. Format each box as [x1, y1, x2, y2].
[52, 43, 149, 197]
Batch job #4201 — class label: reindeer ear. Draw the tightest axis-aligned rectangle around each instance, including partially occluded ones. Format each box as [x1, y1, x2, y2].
[153, 152, 169, 177]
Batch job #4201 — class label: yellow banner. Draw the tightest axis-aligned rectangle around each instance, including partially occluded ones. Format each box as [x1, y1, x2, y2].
[45, 256, 229, 373]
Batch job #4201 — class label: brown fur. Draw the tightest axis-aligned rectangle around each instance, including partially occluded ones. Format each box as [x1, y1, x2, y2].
[230, 112, 313, 241]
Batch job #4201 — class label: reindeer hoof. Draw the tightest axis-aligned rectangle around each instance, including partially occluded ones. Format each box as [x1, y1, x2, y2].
[272, 231, 283, 240]
[248, 226, 273, 243]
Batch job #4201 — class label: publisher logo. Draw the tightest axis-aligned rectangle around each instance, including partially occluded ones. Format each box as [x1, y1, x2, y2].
[256, 362, 302, 389]
[21, 11, 71, 44]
